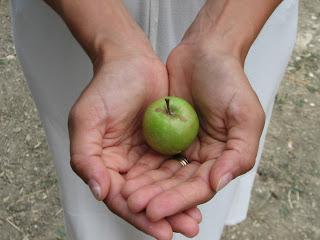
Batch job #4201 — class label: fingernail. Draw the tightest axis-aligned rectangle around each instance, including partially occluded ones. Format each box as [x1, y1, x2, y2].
[217, 173, 233, 191]
[88, 180, 101, 201]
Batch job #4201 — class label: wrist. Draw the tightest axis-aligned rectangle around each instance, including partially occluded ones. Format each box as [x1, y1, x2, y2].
[181, 0, 281, 64]
[93, 30, 155, 66]
[93, 41, 162, 75]
[181, 35, 247, 66]
[181, 3, 254, 64]
[87, 10, 155, 63]
[46, 0, 155, 64]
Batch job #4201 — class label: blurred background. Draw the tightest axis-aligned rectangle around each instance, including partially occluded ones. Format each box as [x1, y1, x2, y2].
[0, 0, 319, 239]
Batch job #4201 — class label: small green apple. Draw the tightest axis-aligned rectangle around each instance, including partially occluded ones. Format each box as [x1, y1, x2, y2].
[143, 96, 199, 155]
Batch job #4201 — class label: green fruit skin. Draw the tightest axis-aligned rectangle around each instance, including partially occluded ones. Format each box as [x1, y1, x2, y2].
[143, 96, 199, 155]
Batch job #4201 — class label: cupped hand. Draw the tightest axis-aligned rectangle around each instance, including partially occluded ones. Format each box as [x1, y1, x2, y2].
[122, 43, 265, 222]
[68, 53, 202, 239]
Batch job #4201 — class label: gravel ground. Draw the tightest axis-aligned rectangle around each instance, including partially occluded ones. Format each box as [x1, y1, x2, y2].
[1, 0, 319, 239]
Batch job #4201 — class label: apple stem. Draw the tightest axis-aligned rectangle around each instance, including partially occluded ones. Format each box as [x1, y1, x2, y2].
[165, 98, 172, 115]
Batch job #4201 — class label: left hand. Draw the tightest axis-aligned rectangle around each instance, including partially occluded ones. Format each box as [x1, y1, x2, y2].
[68, 53, 202, 239]
[122, 42, 265, 222]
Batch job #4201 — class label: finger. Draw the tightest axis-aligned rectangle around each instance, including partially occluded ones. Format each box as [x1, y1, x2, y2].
[68, 101, 110, 201]
[125, 151, 166, 180]
[210, 97, 265, 191]
[146, 160, 214, 222]
[166, 212, 200, 238]
[105, 195, 173, 240]
[122, 158, 186, 198]
[128, 161, 199, 213]
[209, 147, 256, 192]
[184, 207, 202, 223]
[105, 172, 200, 239]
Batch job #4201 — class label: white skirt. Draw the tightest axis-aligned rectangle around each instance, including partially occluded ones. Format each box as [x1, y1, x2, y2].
[10, 0, 298, 239]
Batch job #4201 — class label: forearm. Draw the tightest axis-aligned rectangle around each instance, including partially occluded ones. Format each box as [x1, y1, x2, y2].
[44, 0, 152, 62]
[182, 0, 283, 63]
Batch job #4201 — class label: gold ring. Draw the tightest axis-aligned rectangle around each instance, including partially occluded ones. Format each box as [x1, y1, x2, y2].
[174, 154, 189, 167]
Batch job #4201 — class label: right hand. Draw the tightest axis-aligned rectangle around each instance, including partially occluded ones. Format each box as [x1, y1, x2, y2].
[68, 51, 202, 239]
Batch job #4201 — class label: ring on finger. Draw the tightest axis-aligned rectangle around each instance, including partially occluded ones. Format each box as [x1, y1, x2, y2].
[174, 154, 190, 167]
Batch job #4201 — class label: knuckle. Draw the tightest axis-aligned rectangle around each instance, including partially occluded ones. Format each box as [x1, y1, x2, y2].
[69, 157, 81, 175]
[256, 104, 266, 127]
[240, 155, 256, 174]
[233, 145, 257, 175]
[245, 158, 256, 172]
[69, 156, 87, 181]
[231, 96, 266, 128]
[69, 158, 77, 173]
[229, 103, 250, 124]
[68, 103, 81, 128]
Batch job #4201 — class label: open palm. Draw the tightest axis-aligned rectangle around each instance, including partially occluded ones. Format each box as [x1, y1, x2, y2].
[122, 45, 265, 222]
[68, 55, 202, 239]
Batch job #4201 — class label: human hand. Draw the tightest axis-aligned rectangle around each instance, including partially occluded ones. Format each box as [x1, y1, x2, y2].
[50, 0, 279, 237]
[122, 42, 265, 223]
[68, 50, 202, 239]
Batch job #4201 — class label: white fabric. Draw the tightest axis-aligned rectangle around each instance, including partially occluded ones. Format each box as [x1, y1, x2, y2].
[10, 0, 298, 239]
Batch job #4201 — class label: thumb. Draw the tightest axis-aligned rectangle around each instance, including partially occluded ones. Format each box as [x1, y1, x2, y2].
[210, 147, 257, 192]
[68, 99, 110, 201]
[210, 98, 265, 192]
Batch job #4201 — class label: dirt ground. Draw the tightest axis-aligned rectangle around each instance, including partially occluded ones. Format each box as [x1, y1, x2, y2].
[0, 0, 319, 239]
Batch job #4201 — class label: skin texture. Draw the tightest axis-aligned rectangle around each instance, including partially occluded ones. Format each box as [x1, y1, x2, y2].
[68, 55, 202, 239]
[123, 46, 265, 222]
[44, 0, 282, 238]
[122, 0, 281, 224]
[143, 96, 199, 155]
[45, 0, 202, 239]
